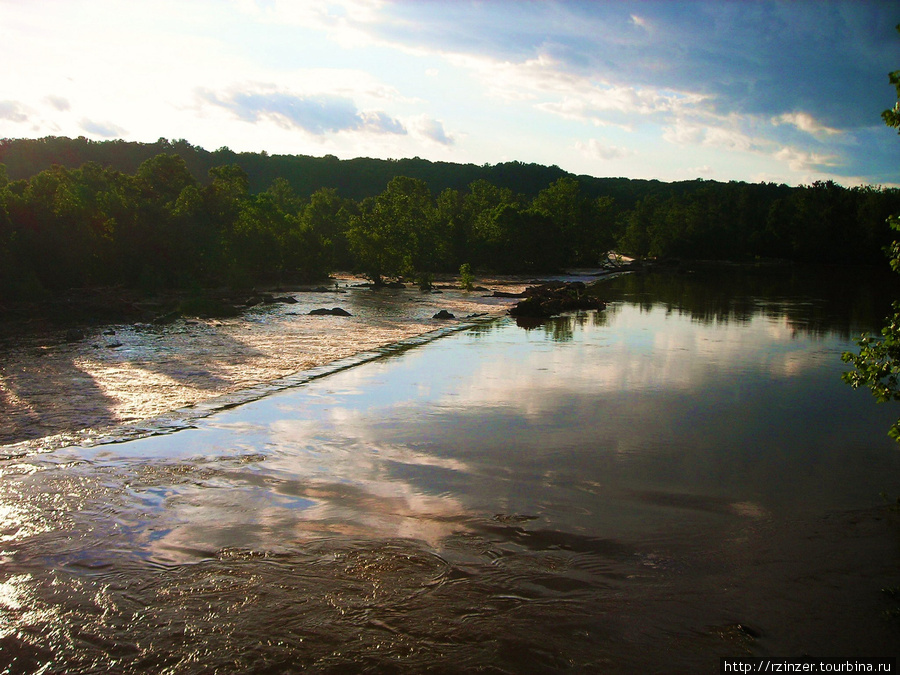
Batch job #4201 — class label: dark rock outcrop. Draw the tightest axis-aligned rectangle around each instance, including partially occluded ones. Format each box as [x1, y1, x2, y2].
[309, 307, 352, 316]
[508, 281, 605, 319]
[432, 310, 455, 319]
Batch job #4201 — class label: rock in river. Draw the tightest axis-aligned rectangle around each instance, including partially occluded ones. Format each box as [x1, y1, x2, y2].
[309, 307, 352, 316]
[508, 281, 606, 319]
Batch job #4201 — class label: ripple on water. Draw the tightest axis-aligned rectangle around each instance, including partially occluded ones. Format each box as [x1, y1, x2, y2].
[1, 279, 517, 454]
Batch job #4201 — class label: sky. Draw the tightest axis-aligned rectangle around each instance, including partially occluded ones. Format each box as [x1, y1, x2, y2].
[1, 0, 898, 187]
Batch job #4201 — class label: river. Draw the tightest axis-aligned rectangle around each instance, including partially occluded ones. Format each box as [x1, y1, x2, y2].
[1, 265, 899, 673]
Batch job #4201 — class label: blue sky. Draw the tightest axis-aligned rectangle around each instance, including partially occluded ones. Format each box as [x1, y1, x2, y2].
[1, 0, 898, 186]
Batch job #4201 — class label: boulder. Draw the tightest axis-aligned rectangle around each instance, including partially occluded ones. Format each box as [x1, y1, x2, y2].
[309, 307, 352, 316]
[508, 281, 605, 319]
[432, 310, 455, 319]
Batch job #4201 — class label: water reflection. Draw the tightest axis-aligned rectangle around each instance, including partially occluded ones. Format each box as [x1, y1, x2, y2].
[593, 264, 900, 337]
[514, 310, 611, 341]
[2, 267, 900, 672]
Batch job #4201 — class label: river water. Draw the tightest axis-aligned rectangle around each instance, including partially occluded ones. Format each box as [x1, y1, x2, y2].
[1, 266, 900, 673]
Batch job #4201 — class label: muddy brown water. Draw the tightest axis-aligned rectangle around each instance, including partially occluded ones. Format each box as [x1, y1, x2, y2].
[1, 267, 899, 673]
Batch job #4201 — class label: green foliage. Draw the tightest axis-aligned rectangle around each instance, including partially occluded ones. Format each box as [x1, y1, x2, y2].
[459, 262, 475, 291]
[842, 306, 900, 441]
[301, 187, 355, 270]
[347, 176, 440, 285]
[531, 176, 616, 265]
[883, 26, 900, 132]
[841, 33, 900, 443]
[842, 212, 900, 443]
[1, 134, 899, 307]
[346, 197, 405, 286]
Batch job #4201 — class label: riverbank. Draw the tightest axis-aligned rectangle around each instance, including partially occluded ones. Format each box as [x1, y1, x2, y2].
[0, 271, 617, 452]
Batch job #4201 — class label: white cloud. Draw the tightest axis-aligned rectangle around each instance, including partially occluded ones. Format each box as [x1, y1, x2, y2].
[446, 49, 706, 132]
[237, 0, 390, 50]
[0, 101, 29, 123]
[198, 86, 407, 137]
[408, 115, 454, 145]
[44, 96, 70, 112]
[575, 138, 630, 160]
[774, 147, 840, 172]
[661, 119, 707, 146]
[80, 119, 127, 138]
[773, 112, 842, 137]
[0, 0, 892, 185]
[663, 110, 769, 154]
[662, 108, 846, 180]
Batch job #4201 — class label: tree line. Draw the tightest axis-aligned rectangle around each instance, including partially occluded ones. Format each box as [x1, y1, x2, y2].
[1, 137, 899, 302]
[0, 154, 619, 297]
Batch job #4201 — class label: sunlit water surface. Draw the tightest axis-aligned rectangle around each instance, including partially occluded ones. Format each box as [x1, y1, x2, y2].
[2, 268, 900, 673]
[0, 277, 524, 450]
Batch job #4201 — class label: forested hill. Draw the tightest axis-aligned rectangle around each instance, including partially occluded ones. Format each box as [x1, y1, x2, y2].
[2, 135, 900, 305]
[0, 135, 677, 206]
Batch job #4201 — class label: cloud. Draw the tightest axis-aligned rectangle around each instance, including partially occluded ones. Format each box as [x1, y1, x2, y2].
[451, 49, 704, 131]
[80, 119, 127, 137]
[337, 2, 897, 131]
[0, 101, 29, 123]
[44, 95, 70, 112]
[629, 14, 649, 30]
[236, 0, 388, 50]
[658, 107, 858, 181]
[199, 87, 406, 136]
[661, 115, 760, 152]
[409, 115, 453, 145]
[297, 1, 895, 184]
[536, 84, 695, 122]
[358, 110, 407, 135]
[774, 147, 840, 172]
[2, 0, 895, 186]
[575, 138, 629, 160]
[773, 112, 842, 138]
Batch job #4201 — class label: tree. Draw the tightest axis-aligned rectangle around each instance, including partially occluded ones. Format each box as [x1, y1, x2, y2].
[301, 187, 354, 270]
[347, 177, 439, 286]
[435, 187, 469, 268]
[346, 197, 403, 286]
[0, 163, 21, 298]
[476, 202, 562, 273]
[531, 176, 610, 265]
[3, 163, 115, 290]
[136, 153, 196, 205]
[883, 24, 900, 133]
[842, 27, 900, 442]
